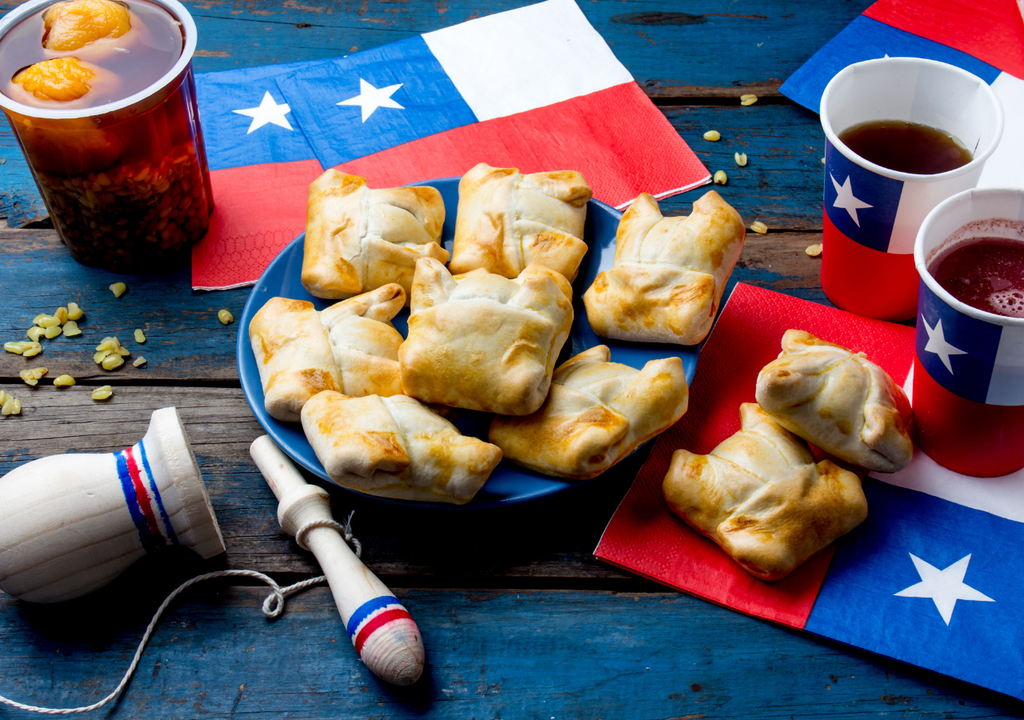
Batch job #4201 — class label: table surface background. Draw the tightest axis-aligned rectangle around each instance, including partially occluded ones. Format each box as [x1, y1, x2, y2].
[3, 0, 1024, 718]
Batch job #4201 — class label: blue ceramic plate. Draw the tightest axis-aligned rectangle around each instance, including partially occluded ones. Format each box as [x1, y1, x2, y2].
[237, 177, 701, 508]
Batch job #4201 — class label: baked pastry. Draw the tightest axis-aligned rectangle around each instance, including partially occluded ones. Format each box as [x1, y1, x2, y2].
[449, 163, 592, 281]
[582, 191, 745, 346]
[301, 390, 503, 505]
[301, 170, 448, 300]
[663, 403, 869, 581]
[399, 257, 573, 416]
[489, 346, 688, 479]
[248, 284, 406, 422]
[755, 329, 913, 473]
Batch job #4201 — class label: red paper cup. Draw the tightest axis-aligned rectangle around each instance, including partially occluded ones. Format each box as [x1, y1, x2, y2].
[912, 188, 1024, 478]
[820, 57, 1003, 321]
[0, 0, 214, 271]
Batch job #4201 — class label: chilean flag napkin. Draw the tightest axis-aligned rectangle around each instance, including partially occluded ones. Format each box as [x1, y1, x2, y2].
[780, 0, 1024, 190]
[596, 282, 1024, 701]
[190, 0, 709, 291]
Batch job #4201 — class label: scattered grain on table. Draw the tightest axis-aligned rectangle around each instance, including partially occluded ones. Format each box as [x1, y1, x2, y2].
[805, 243, 823, 257]
[703, 130, 721, 141]
[751, 221, 768, 234]
[740, 93, 758, 106]
[734, 153, 748, 166]
[218, 309, 234, 325]
[19, 367, 47, 386]
[713, 170, 728, 185]
[91, 385, 113, 401]
[1, 395, 21, 416]
[109, 282, 127, 298]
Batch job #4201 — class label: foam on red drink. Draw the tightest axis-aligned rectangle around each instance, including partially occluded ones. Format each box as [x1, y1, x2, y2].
[0, 0, 213, 271]
[929, 237, 1024, 319]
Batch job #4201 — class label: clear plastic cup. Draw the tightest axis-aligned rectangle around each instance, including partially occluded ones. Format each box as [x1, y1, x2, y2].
[0, 0, 213, 271]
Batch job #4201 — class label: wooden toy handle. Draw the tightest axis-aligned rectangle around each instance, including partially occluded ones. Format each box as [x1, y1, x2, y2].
[249, 436, 425, 686]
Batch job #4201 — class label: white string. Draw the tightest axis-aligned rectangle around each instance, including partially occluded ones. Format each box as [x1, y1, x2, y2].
[0, 518, 361, 715]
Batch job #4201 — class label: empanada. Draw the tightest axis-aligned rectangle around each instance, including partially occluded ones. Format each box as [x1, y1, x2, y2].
[301, 170, 448, 300]
[248, 284, 406, 422]
[301, 390, 503, 505]
[449, 163, 592, 281]
[755, 329, 913, 473]
[490, 345, 689, 479]
[399, 257, 573, 416]
[583, 191, 745, 345]
[663, 403, 868, 581]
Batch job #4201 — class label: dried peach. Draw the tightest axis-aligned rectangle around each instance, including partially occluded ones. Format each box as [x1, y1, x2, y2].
[42, 0, 131, 52]
[13, 57, 95, 102]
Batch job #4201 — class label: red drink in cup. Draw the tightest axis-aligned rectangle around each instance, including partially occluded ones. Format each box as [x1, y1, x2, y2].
[0, 0, 213, 271]
[913, 188, 1024, 478]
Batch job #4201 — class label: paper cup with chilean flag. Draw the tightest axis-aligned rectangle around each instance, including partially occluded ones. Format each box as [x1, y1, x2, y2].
[912, 187, 1024, 478]
[819, 57, 1003, 321]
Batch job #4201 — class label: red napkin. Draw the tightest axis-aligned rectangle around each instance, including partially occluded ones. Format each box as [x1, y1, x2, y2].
[595, 283, 916, 628]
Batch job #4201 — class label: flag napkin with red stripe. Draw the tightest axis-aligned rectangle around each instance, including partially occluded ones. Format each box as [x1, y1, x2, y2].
[190, 0, 709, 291]
[596, 282, 1024, 700]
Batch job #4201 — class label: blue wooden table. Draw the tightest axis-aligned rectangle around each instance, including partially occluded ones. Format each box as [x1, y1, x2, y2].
[3, 1, 1024, 718]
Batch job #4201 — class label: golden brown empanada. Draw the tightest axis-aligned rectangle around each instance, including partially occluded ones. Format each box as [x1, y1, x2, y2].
[248, 284, 406, 422]
[301, 170, 448, 300]
[399, 257, 573, 416]
[489, 345, 689, 479]
[583, 191, 745, 345]
[449, 163, 592, 281]
[301, 390, 503, 505]
[663, 403, 868, 581]
[755, 329, 913, 473]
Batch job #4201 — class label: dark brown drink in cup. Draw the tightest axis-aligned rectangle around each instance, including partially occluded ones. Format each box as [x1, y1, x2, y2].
[0, 0, 213, 271]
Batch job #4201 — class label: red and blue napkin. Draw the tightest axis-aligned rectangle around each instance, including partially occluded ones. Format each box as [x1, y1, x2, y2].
[596, 282, 1024, 701]
[190, 0, 710, 290]
[780, 0, 1024, 190]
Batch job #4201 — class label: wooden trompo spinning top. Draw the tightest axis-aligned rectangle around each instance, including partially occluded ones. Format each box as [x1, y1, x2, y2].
[0, 407, 225, 603]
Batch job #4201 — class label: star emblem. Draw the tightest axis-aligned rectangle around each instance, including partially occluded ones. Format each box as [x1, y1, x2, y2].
[338, 78, 405, 122]
[895, 553, 993, 625]
[922, 316, 967, 374]
[831, 174, 873, 227]
[233, 91, 293, 134]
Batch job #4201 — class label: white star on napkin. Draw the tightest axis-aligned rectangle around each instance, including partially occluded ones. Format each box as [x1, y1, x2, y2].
[895, 553, 993, 625]
[831, 174, 873, 227]
[922, 316, 968, 374]
[233, 91, 294, 134]
[338, 79, 405, 122]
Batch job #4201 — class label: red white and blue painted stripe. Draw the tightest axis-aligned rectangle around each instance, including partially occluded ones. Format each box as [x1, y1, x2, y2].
[346, 596, 414, 656]
[114, 442, 179, 554]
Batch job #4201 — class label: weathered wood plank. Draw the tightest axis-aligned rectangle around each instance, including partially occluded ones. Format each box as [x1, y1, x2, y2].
[0, 584, 1017, 719]
[0, 225, 827, 384]
[0, 230, 250, 382]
